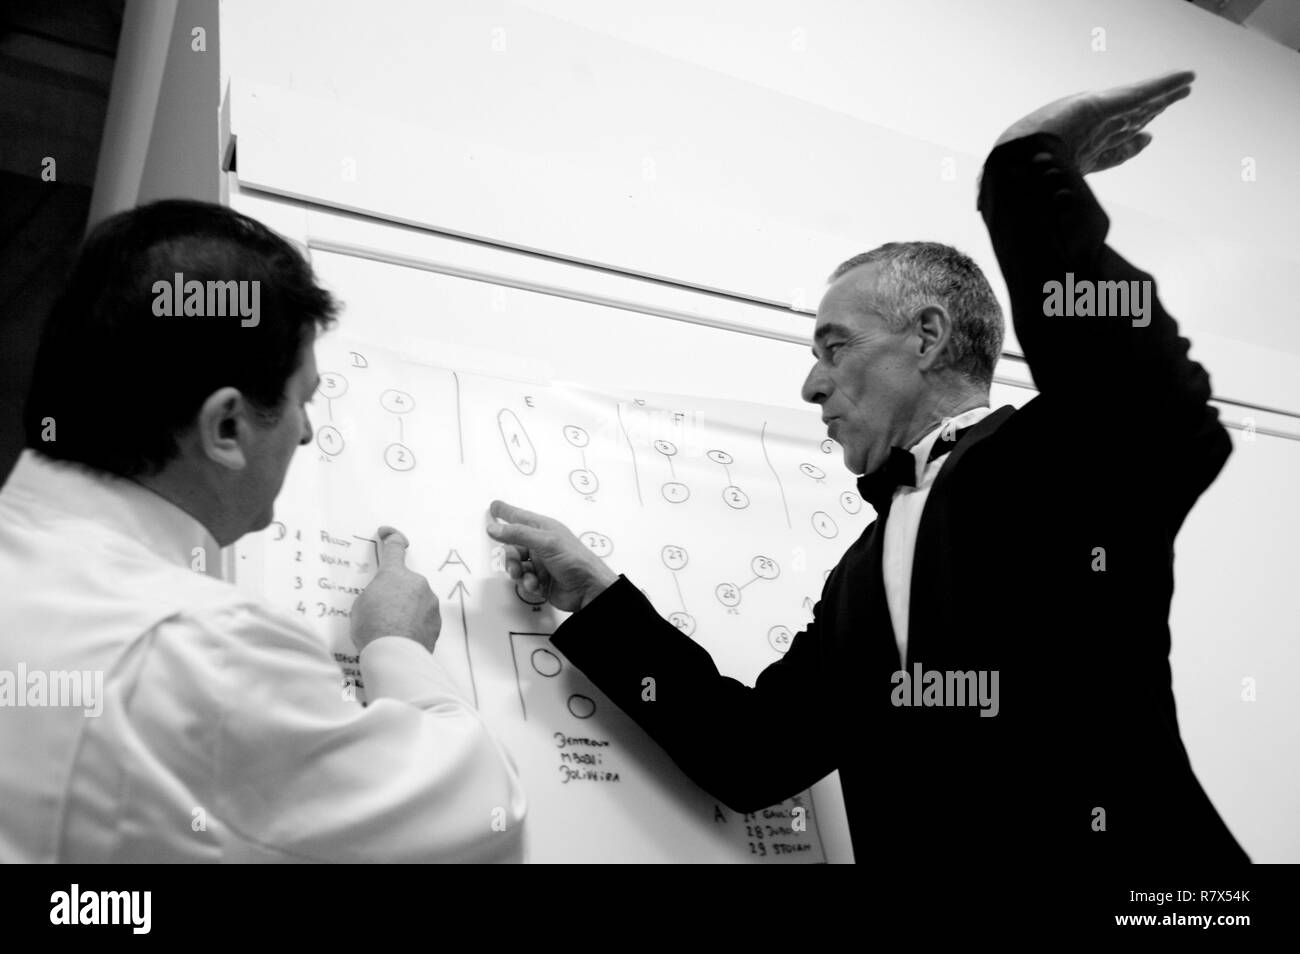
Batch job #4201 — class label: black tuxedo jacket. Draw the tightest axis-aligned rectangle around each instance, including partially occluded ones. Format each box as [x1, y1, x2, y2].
[551, 133, 1249, 864]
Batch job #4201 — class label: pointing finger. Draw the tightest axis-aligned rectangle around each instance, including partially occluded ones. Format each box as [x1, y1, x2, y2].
[489, 499, 553, 530]
[376, 525, 409, 569]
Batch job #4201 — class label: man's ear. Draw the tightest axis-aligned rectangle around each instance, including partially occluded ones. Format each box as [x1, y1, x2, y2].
[194, 387, 252, 471]
[914, 305, 952, 371]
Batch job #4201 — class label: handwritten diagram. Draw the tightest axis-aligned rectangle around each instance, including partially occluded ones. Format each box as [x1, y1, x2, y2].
[237, 334, 871, 863]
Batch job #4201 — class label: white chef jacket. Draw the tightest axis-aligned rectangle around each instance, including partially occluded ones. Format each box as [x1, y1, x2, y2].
[0, 450, 525, 862]
[882, 405, 994, 663]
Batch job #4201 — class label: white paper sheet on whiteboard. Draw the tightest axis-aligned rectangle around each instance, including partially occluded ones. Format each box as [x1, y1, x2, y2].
[234, 332, 868, 862]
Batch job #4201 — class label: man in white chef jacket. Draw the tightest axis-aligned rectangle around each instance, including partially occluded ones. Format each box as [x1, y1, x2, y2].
[0, 199, 525, 863]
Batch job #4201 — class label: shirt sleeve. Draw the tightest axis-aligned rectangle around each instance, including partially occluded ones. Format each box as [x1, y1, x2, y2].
[154, 602, 527, 862]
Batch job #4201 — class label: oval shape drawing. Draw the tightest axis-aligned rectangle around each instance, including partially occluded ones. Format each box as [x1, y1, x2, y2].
[498, 409, 537, 475]
[562, 425, 590, 448]
[514, 581, 546, 606]
[799, 462, 826, 480]
[707, 449, 734, 465]
[316, 425, 344, 457]
[379, 389, 415, 414]
[668, 611, 696, 636]
[768, 625, 794, 654]
[653, 439, 678, 456]
[384, 442, 415, 471]
[531, 648, 562, 677]
[569, 469, 599, 495]
[722, 486, 750, 510]
[317, 372, 348, 400]
[840, 491, 863, 515]
[751, 555, 780, 580]
[715, 583, 741, 608]
[820, 438, 835, 455]
[579, 532, 614, 558]
[567, 694, 597, 719]
[661, 481, 690, 504]
[812, 511, 839, 539]
[661, 545, 689, 571]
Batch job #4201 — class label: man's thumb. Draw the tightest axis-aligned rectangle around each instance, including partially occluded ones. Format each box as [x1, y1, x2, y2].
[376, 525, 410, 569]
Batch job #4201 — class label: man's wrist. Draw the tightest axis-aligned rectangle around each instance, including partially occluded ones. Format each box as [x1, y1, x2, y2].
[579, 570, 619, 611]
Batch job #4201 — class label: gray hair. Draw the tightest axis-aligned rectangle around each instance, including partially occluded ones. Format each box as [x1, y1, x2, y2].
[830, 242, 1004, 388]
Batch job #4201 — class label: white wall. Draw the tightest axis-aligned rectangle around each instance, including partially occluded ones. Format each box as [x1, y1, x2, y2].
[222, 0, 1300, 416]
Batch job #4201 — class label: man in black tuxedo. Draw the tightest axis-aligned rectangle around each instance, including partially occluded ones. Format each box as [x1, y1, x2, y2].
[487, 72, 1249, 864]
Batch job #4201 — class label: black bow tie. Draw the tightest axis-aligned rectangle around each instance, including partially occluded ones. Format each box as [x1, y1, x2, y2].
[856, 425, 972, 514]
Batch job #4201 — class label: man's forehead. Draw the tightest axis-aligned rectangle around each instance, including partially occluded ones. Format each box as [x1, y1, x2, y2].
[814, 263, 885, 334]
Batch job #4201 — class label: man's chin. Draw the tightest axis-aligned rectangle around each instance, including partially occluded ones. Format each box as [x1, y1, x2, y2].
[844, 446, 869, 477]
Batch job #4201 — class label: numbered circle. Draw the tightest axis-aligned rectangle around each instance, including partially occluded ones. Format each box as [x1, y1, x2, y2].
[668, 611, 696, 636]
[662, 482, 690, 504]
[316, 425, 344, 456]
[812, 511, 839, 538]
[820, 438, 835, 454]
[799, 462, 826, 480]
[384, 442, 416, 471]
[531, 648, 562, 677]
[706, 449, 734, 465]
[768, 625, 794, 655]
[840, 491, 863, 514]
[653, 439, 678, 456]
[379, 389, 415, 414]
[567, 694, 597, 719]
[563, 425, 590, 448]
[661, 545, 689, 571]
[751, 555, 780, 580]
[569, 469, 599, 495]
[722, 486, 750, 510]
[317, 372, 348, 399]
[270, 521, 287, 542]
[715, 583, 741, 608]
[579, 531, 613, 558]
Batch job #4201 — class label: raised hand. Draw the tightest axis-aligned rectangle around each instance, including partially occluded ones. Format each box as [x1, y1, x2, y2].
[993, 70, 1195, 174]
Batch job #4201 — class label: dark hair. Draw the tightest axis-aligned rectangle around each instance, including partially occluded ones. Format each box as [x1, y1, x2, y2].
[24, 199, 338, 477]
[831, 242, 1004, 388]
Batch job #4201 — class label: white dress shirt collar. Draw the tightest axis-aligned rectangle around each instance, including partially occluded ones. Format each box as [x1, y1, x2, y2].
[905, 405, 995, 486]
[5, 449, 222, 574]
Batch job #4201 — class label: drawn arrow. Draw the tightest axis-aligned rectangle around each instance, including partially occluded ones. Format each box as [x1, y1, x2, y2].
[448, 580, 477, 707]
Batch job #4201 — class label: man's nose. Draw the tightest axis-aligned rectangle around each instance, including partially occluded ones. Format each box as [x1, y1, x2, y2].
[801, 362, 829, 405]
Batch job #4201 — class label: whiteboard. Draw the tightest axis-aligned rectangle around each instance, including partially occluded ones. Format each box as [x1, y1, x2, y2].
[233, 317, 884, 863]
[227, 241, 1035, 862]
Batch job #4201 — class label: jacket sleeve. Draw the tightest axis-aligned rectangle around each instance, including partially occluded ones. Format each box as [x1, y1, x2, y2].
[550, 575, 839, 812]
[977, 133, 1232, 524]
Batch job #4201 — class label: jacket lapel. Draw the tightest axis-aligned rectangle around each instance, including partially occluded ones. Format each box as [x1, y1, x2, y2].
[905, 405, 1016, 667]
